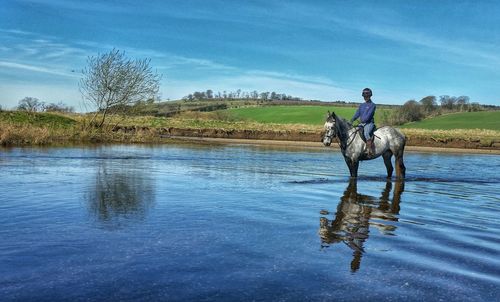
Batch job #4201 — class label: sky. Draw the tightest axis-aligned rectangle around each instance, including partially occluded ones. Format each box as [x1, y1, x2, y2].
[1, 0, 500, 111]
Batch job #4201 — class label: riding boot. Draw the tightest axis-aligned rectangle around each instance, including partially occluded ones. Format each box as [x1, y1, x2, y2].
[366, 139, 374, 157]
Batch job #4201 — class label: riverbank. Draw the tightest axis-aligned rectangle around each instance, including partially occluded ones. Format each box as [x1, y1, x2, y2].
[1, 111, 499, 152]
[163, 135, 500, 155]
[156, 127, 500, 150]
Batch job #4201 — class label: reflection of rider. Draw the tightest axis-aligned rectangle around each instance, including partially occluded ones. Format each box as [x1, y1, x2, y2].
[350, 88, 376, 156]
[319, 179, 404, 272]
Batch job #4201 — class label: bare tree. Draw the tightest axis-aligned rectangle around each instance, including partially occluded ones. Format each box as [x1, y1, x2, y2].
[455, 96, 470, 112]
[193, 91, 205, 100]
[45, 102, 75, 113]
[206, 89, 213, 99]
[419, 95, 437, 114]
[79, 49, 162, 128]
[470, 102, 482, 112]
[386, 100, 424, 125]
[259, 92, 270, 100]
[18, 97, 44, 113]
[400, 100, 424, 122]
[439, 95, 456, 110]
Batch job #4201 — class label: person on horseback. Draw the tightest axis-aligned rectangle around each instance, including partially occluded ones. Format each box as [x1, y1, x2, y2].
[350, 88, 376, 156]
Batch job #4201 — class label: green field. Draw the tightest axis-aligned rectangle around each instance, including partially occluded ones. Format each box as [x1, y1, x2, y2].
[228, 105, 388, 125]
[401, 111, 500, 130]
[228, 106, 500, 130]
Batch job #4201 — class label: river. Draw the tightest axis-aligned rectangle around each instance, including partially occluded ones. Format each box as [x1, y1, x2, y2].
[1, 143, 499, 301]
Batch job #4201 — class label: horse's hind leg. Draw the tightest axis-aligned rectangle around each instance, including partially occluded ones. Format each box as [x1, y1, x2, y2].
[396, 155, 406, 178]
[395, 154, 406, 179]
[382, 150, 393, 178]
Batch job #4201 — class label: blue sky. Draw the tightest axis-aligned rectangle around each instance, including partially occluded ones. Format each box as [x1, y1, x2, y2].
[1, 0, 500, 110]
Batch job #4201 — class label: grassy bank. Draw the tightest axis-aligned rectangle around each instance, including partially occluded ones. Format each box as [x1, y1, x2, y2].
[0, 111, 163, 146]
[1, 110, 499, 149]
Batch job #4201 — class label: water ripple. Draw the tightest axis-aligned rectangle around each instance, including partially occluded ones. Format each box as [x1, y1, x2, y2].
[1, 145, 499, 301]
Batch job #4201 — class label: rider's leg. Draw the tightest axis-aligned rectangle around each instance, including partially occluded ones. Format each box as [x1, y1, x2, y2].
[364, 123, 375, 156]
[364, 122, 374, 141]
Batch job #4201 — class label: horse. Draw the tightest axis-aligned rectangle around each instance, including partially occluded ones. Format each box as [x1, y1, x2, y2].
[322, 111, 406, 179]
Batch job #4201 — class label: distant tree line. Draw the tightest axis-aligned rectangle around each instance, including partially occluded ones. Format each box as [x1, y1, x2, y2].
[384, 95, 484, 125]
[16, 97, 74, 113]
[182, 89, 303, 102]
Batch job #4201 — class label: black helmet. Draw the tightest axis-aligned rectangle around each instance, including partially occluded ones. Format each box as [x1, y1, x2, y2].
[362, 88, 372, 97]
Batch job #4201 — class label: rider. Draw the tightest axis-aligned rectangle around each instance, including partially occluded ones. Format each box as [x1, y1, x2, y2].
[350, 88, 376, 156]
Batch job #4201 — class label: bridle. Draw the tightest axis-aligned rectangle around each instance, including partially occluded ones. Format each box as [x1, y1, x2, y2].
[323, 117, 337, 145]
[324, 124, 336, 140]
[324, 117, 361, 149]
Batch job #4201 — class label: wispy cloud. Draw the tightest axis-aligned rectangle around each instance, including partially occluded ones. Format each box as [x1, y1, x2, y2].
[258, 3, 500, 71]
[356, 24, 500, 69]
[0, 28, 88, 61]
[0, 61, 78, 78]
[17, 0, 131, 14]
[0, 28, 34, 35]
[244, 70, 337, 86]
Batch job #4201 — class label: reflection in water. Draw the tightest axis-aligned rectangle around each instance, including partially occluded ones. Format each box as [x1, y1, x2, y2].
[319, 179, 404, 272]
[87, 161, 155, 228]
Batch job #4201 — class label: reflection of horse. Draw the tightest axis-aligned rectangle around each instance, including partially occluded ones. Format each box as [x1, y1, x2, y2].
[319, 179, 404, 272]
[323, 111, 406, 178]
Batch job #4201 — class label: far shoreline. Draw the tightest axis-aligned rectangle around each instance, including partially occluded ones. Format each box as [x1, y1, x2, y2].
[163, 136, 500, 155]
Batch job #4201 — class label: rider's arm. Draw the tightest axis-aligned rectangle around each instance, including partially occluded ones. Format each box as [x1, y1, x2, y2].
[350, 107, 360, 123]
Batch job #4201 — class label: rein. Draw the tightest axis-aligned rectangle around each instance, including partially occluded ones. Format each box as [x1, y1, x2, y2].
[329, 119, 359, 150]
[325, 116, 380, 150]
[345, 129, 359, 147]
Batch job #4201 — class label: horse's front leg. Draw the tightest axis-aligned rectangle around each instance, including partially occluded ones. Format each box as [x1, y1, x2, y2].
[344, 157, 359, 178]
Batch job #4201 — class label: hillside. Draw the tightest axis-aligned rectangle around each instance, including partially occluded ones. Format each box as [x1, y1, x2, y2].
[228, 105, 389, 125]
[401, 111, 500, 130]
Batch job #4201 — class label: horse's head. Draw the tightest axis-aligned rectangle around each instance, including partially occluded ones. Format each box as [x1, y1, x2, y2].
[323, 111, 336, 146]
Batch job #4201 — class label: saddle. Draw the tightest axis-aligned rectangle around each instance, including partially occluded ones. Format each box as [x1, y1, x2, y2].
[356, 124, 377, 143]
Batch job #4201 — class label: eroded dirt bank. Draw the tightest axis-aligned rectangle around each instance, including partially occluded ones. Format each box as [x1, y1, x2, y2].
[165, 128, 500, 150]
[112, 126, 500, 152]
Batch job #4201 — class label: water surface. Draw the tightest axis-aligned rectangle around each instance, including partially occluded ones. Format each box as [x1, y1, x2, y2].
[1, 144, 499, 301]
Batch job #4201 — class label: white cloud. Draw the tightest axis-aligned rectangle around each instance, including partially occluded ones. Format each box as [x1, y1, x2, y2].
[0, 61, 79, 78]
[358, 24, 500, 69]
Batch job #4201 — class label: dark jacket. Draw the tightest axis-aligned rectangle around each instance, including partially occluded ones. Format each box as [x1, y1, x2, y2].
[351, 100, 376, 124]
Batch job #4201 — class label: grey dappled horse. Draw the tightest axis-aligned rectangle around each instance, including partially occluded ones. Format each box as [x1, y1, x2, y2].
[323, 111, 406, 178]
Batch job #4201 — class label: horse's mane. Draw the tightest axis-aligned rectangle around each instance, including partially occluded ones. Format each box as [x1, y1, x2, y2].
[334, 114, 352, 136]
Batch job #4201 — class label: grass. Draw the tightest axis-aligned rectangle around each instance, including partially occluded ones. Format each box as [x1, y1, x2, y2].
[105, 113, 320, 132]
[0, 111, 163, 146]
[0, 111, 76, 128]
[228, 105, 389, 125]
[0, 109, 498, 148]
[400, 111, 500, 130]
[0, 111, 319, 146]
[401, 128, 499, 141]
